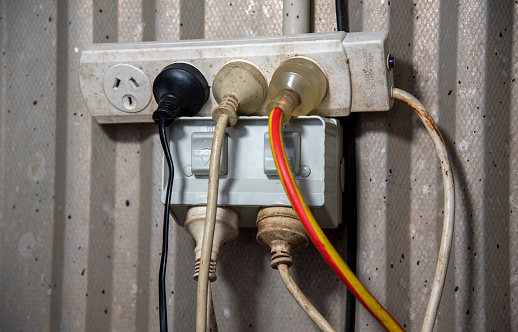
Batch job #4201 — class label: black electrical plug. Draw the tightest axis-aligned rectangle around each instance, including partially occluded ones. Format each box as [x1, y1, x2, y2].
[153, 63, 209, 332]
[153, 62, 210, 126]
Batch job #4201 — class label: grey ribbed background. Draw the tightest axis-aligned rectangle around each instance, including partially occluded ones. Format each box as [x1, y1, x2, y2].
[0, 1, 516, 331]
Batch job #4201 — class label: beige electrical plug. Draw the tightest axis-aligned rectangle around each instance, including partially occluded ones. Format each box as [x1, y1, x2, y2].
[212, 60, 268, 126]
[267, 57, 328, 123]
[256, 206, 335, 331]
[185, 206, 239, 281]
[256, 206, 309, 268]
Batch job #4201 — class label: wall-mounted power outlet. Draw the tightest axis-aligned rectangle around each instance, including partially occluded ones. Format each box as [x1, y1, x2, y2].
[80, 31, 394, 124]
[102, 64, 152, 113]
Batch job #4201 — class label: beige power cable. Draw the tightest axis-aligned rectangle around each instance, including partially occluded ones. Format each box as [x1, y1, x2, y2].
[196, 61, 267, 332]
[277, 264, 335, 332]
[256, 207, 335, 332]
[196, 113, 229, 332]
[392, 88, 455, 332]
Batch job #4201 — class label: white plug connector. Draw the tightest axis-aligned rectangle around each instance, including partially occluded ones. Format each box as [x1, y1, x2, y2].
[267, 57, 328, 123]
[256, 206, 309, 268]
[212, 60, 267, 126]
[185, 206, 239, 281]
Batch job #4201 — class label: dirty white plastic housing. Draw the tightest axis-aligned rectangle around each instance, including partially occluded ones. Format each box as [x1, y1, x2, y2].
[164, 116, 343, 228]
[79, 31, 394, 124]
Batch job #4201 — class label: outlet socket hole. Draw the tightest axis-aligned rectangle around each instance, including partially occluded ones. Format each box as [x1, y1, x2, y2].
[129, 77, 140, 88]
[113, 78, 121, 90]
[122, 94, 136, 110]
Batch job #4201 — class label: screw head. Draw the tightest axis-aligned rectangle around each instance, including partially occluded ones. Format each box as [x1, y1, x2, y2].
[300, 165, 311, 177]
[387, 53, 395, 70]
[183, 165, 193, 177]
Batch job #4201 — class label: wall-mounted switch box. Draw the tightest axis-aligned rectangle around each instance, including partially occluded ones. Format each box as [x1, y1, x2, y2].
[163, 116, 343, 229]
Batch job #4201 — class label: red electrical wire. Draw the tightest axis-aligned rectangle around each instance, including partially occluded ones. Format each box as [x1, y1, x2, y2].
[269, 106, 405, 332]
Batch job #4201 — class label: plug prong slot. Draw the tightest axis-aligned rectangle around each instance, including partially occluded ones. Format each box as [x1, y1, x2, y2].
[129, 77, 140, 88]
[113, 78, 121, 90]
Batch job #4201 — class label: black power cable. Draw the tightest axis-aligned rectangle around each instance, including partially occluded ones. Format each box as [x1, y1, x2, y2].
[157, 116, 174, 332]
[152, 63, 210, 332]
[335, 0, 349, 32]
[335, 1, 357, 332]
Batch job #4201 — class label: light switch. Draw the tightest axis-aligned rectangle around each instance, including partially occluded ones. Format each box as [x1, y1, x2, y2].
[263, 132, 300, 176]
[191, 132, 228, 176]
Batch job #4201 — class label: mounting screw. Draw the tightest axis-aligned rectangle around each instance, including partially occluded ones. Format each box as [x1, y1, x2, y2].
[300, 165, 311, 178]
[183, 165, 193, 177]
[387, 53, 395, 70]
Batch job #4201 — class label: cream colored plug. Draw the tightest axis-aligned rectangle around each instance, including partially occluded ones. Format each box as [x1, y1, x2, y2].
[185, 206, 239, 281]
[267, 57, 328, 123]
[256, 206, 309, 269]
[212, 60, 268, 126]
[256, 207, 336, 331]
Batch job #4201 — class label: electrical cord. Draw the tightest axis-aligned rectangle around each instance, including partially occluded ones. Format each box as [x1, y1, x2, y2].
[196, 113, 229, 332]
[158, 117, 173, 332]
[392, 88, 455, 332]
[335, 0, 349, 32]
[277, 264, 336, 332]
[342, 115, 358, 332]
[334, 2, 356, 331]
[268, 106, 405, 332]
[151, 62, 210, 332]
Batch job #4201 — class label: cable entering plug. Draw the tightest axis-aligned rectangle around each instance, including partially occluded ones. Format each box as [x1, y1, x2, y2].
[153, 62, 210, 127]
[267, 57, 328, 123]
[212, 60, 267, 126]
[185, 206, 239, 282]
[256, 207, 335, 331]
[256, 206, 308, 268]
[152, 62, 209, 332]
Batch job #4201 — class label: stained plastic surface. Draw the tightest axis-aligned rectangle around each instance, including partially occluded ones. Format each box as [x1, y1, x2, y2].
[267, 57, 328, 118]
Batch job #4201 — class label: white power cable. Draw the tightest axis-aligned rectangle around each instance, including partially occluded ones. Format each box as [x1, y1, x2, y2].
[196, 114, 229, 332]
[277, 264, 336, 332]
[392, 88, 455, 332]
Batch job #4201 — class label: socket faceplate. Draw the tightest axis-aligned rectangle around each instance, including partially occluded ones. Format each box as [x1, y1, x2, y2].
[102, 64, 152, 113]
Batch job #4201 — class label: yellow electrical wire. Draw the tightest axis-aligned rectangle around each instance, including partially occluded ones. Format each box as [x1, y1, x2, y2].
[268, 107, 405, 332]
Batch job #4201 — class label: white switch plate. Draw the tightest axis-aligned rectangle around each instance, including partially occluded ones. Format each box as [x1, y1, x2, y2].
[164, 116, 343, 228]
[80, 31, 394, 124]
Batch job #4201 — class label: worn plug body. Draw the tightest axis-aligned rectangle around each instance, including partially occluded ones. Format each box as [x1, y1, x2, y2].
[267, 57, 328, 123]
[185, 206, 239, 282]
[256, 207, 336, 331]
[212, 60, 267, 126]
[152, 62, 210, 127]
[256, 206, 309, 269]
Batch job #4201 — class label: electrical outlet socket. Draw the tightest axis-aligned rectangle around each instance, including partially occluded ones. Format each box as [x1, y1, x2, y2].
[102, 64, 152, 113]
[80, 31, 393, 124]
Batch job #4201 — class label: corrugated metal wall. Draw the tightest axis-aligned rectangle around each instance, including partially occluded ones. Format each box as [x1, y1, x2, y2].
[0, 1, 516, 331]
